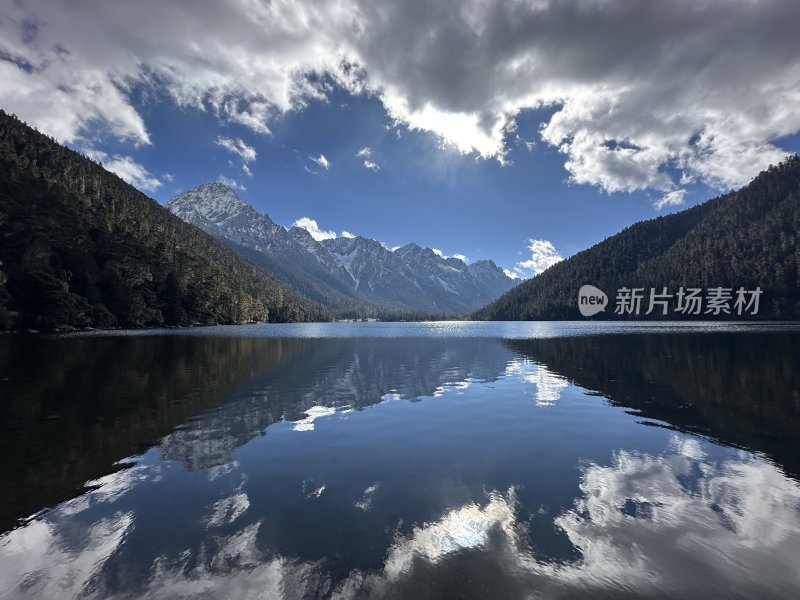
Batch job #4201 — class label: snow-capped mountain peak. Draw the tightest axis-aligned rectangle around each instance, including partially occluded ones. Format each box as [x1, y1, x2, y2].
[167, 182, 283, 248]
[168, 182, 251, 224]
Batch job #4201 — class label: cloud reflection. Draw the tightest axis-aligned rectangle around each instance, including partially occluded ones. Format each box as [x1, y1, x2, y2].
[3, 435, 800, 598]
[505, 358, 570, 406]
[333, 436, 800, 598]
[382, 489, 519, 579]
[551, 438, 800, 597]
[204, 492, 250, 528]
[0, 509, 134, 598]
[292, 406, 337, 432]
[354, 483, 381, 511]
[132, 523, 326, 600]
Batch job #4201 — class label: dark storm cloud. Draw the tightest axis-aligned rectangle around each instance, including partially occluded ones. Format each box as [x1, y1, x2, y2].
[1, 0, 799, 204]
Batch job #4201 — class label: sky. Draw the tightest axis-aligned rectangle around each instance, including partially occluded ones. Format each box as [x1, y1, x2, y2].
[2, 0, 800, 278]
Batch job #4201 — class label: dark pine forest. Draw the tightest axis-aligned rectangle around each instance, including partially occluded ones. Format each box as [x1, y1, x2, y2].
[0, 110, 330, 331]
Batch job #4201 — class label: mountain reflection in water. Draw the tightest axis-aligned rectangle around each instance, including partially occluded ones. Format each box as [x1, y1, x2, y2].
[1, 325, 799, 599]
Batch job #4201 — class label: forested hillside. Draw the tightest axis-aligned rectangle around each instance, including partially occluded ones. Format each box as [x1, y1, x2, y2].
[0, 110, 330, 331]
[475, 156, 800, 320]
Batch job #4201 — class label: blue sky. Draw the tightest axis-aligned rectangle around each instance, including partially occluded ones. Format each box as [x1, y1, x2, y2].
[3, 0, 800, 277]
[85, 84, 800, 276]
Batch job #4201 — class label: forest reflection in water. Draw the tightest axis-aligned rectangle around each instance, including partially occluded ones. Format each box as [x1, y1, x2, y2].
[1, 325, 799, 599]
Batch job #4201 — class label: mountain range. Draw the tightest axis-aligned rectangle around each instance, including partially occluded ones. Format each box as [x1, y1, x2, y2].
[167, 183, 515, 316]
[475, 156, 800, 320]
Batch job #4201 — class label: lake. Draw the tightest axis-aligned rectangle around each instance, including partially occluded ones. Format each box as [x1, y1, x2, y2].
[1, 322, 800, 599]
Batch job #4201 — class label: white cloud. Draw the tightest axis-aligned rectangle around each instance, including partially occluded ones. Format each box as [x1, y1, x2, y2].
[503, 268, 520, 280]
[515, 135, 535, 152]
[309, 154, 331, 170]
[516, 239, 563, 277]
[3, 0, 800, 199]
[163, 172, 174, 182]
[216, 137, 256, 177]
[363, 159, 380, 171]
[293, 217, 337, 241]
[431, 248, 468, 263]
[341, 230, 355, 238]
[654, 189, 687, 210]
[357, 148, 381, 170]
[215, 136, 256, 163]
[0, 52, 149, 146]
[217, 174, 246, 191]
[84, 149, 161, 192]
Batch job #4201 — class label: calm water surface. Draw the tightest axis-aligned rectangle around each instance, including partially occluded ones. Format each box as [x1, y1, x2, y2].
[1, 322, 800, 599]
